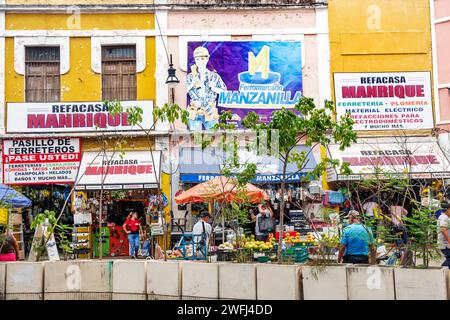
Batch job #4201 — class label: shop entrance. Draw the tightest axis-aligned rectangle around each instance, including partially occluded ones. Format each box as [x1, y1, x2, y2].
[74, 189, 164, 259]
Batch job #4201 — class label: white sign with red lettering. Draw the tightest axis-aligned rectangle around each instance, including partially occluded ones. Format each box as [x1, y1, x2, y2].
[76, 151, 161, 189]
[334, 72, 433, 131]
[328, 141, 450, 181]
[2, 138, 81, 185]
[6, 100, 154, 133]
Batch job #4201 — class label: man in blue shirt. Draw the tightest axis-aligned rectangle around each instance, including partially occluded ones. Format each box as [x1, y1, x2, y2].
[338, 210, 375, 264]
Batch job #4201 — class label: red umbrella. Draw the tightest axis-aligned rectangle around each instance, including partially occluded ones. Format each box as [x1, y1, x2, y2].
[175, 176, 269, 204]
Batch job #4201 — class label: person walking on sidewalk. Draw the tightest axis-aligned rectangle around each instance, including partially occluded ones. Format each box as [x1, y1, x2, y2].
[438, 203, 450, 268]
[123, 211, 143, 259]
[338, 210, 375, 264]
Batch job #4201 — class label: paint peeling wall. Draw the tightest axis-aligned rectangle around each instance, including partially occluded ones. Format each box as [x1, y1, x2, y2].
[5, 0, 155, 4]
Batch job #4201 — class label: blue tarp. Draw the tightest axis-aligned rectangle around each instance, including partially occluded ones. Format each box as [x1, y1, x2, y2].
[0, 184, 32, 208]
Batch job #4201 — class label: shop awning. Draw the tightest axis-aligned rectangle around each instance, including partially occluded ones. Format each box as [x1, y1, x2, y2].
[175, 176, 269, 204]
[0, 184, 32, 208]
[179, 146, 318, 183]
[326, 138, 450, 182]
[75, 151, 161, 190]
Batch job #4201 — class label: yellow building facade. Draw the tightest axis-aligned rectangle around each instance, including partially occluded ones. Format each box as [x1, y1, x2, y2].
[1, 1, 172, 254]
[325, 0, 439, 188]
[328, 0, 434, 136]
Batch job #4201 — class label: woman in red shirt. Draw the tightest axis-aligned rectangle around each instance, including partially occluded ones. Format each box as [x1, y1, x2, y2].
[123, 212, 143, 259]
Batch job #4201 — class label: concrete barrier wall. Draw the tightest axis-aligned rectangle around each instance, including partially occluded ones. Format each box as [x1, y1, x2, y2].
[394, 268, 448, 300]
[182, 262, 219, 299]
[447, 270, 450, 300]
[147, 260, 182, 300]
[0, 263, 6, 300]
[2, 261, 450, 300]
[346, 266, 395, 300]
[44, 260, 83, 300]
[256, 264, 301, 300]
[302, 265, 348, 300]
[219, 263, 256, 300]
[113, 261, 147, 300]
[6, 262, 44, 300]
[78, 260, 114, 300]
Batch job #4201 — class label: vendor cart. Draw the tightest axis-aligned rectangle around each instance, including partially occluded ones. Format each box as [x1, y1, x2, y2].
[173, 231, 208, 260]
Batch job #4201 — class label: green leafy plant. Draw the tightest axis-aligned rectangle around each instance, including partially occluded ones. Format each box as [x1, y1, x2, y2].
[241, 97, 356, 262]
[403, 205, 441, 268]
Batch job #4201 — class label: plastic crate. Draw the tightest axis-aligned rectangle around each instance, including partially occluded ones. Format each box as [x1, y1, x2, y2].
[282, 247, 309, 263]
[216, 250, 236, 262]
[257, 256, 270, 263]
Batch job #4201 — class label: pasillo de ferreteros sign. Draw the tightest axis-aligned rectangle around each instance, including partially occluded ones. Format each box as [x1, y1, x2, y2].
[2, 138, 81, 185]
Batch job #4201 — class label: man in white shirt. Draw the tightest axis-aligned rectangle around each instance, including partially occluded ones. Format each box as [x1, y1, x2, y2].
[438, 203, 450, 268]
[192, 211, 212, 258]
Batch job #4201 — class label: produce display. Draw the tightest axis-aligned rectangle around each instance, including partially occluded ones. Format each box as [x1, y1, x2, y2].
[318, 233, 340, 248]
[218, 243, 234, 250]
[242, 235, 275, 252]
[165, 228, 334, 263]
[284, 232, 319, 246]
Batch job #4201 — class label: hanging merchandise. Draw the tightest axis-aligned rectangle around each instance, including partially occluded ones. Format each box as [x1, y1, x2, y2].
[307, 181, 321, 195]
[322, 191, 344, 206]
[161, 193, 169, 209]
[328, 191, 344, 204]
[148, 194, 159, 209]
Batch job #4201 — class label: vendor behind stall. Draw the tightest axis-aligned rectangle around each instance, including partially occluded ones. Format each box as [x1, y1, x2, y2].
[252, 204, 274, 242]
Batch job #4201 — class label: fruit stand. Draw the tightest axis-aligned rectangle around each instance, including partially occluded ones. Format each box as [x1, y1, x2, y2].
[206, 232, 322, 263]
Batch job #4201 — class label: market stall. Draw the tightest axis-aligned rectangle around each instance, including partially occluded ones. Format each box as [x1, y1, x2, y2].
[73, 150, 163, 258]
[0, 184, 32, 260]
[171, 176, 269, 260]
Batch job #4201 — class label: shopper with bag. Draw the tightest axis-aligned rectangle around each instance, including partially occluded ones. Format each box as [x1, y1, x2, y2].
[253, 204, 274, 242]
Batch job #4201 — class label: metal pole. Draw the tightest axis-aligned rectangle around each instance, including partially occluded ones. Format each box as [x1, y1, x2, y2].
[222, 207, 225, 244]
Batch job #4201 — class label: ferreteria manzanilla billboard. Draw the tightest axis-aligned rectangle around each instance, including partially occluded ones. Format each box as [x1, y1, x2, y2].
[334, 72, 433, 131]
[186, 41, 302, 130]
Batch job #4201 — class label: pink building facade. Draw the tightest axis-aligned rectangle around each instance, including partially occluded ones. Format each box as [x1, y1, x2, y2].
[433, 0, 450, 156]
[155, 1, 330, 222]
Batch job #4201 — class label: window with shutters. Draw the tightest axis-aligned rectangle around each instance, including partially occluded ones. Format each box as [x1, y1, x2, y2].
[25, 46, 61, 102]
[102, 45, 137, 101]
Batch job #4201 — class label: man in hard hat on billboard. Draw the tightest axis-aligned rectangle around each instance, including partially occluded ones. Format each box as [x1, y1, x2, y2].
[187, 46, 227, 131]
